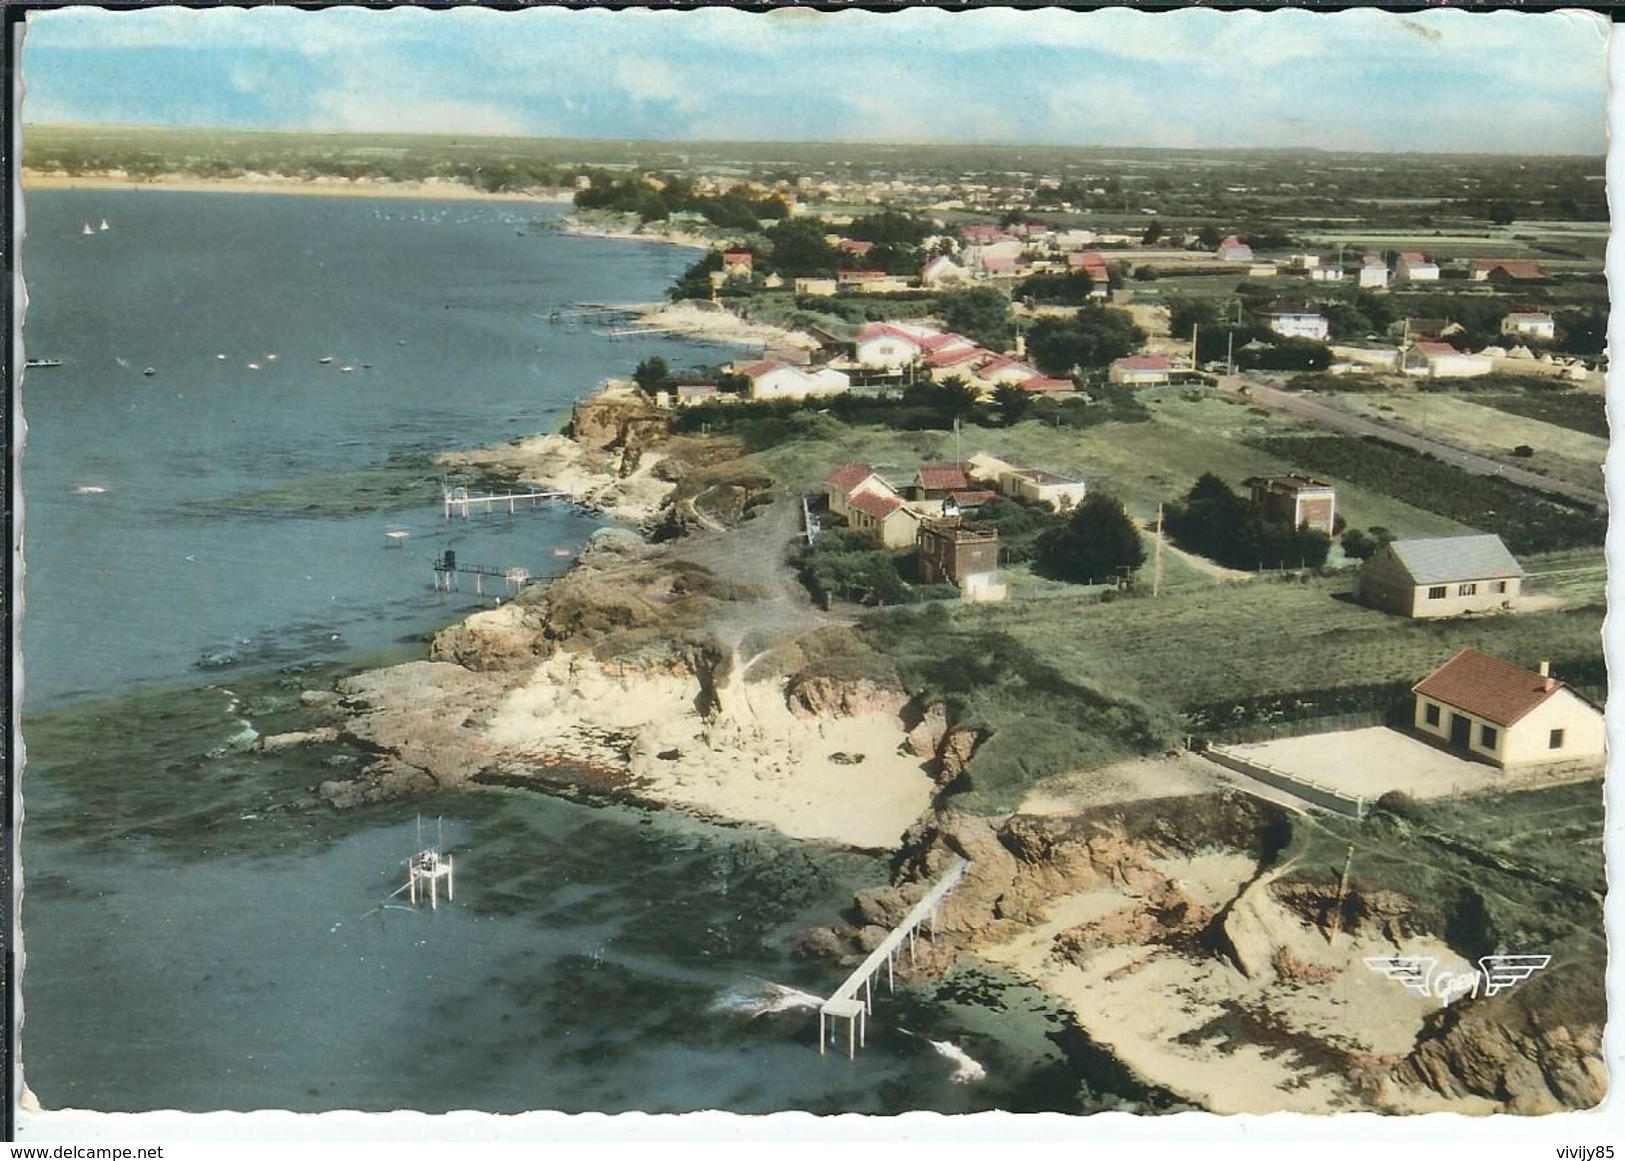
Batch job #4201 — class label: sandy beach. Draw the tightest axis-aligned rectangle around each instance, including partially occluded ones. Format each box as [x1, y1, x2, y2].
[22, 169, 576, 204]
[481, 651, 936, 850]
[976, 854, 1501, 1115]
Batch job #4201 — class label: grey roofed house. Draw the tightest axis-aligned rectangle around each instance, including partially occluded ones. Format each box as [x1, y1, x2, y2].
[1386, 534, 1523, 584]
[1356, 533, 1524, 618]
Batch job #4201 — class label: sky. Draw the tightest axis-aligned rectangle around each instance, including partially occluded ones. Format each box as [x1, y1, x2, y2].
[17, 5, 1614, 154]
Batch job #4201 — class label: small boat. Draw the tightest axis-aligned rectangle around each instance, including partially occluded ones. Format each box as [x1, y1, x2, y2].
[216, 353, 228, 361]
[24, 358, 62, 368]
[265, 353, 279, 362]
[318, 356, 334, 365]
[141, 367, 156, 377]
[99, 219, 109, 231]
[247, 362, 261, 371]
[340, 365, 355, 373]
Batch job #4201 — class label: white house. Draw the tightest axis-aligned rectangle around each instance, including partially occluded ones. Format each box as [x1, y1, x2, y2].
[1501, 312, 1557, 341]
[854, 323, 930, 370]
[1356, 534, 1523, 619]
[1395, 251, 1440, 283]
[1309, 266, 1346, 283]
[742, 361, 851, 401]
[1412, 649, 1604, 767]
[1265, 310, 1330, 341]
[1410, 340, 1494, 380]
[1358, 255, 1390, 289]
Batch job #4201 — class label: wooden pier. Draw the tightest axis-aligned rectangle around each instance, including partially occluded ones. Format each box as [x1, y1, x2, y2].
[432, 550, 534, 596]
[443, 486, 568, 520]
[818, 858, 972, 1058]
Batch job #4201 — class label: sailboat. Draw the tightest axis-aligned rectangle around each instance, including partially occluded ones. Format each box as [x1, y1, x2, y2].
[99, 219, 110, 232]
[81, 222, 93, 236]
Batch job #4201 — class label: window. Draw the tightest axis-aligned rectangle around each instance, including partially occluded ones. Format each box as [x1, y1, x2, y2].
[1427, 586, 1448, 600]
[1479, 724, 1499, 750]
[1424, 703, 1441, 727]
[1458, 583, 1478, 597]
[1550, 728, 1565, 750]
[1492, 581, 1507, 594]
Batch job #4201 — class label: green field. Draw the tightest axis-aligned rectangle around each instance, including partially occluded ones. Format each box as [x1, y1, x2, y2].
[1337, 393, 1607, 491]
[830, 573, 1603, 812]
[1247, 433, 1606, 554]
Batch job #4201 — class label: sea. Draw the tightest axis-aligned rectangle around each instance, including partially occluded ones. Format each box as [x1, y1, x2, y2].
[15, 189, 1171, 1126]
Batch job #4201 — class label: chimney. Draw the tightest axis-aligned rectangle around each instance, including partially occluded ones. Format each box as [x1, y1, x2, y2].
[1539, 660, 1555, 692]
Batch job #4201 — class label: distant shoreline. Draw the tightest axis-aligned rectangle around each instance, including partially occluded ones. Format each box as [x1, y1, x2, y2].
[20, 170, 577, 204]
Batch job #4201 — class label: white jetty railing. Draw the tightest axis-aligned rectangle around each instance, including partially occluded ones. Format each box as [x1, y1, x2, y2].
[818, 858, 972, 1058]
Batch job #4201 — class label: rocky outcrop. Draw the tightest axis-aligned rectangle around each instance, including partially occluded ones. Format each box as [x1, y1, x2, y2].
[429, 602, 551, 671]
[568, 383, 667, 454]
[786, 675, 911, 721]
[1396, 965, 1607, 1114]
[324, 660, 512, 806]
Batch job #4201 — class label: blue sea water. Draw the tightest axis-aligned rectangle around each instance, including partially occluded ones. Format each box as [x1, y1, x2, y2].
[15, 189, 1160, 1121]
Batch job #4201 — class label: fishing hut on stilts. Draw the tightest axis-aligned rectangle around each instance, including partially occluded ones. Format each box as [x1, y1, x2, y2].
[406, 817, 455, 909]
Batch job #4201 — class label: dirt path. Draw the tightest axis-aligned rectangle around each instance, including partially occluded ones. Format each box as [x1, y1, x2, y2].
[667, 493, 852, 653]
[1139, 524, 1255, 583]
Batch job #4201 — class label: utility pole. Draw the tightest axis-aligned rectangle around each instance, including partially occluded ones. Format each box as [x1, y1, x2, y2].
[1190, 323, 1199, 370]
[1153, 502, 1165, 598]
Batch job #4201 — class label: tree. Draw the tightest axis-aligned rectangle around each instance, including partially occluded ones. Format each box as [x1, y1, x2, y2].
[766, 217, 839, 278]
[1164, 474, 1331, 571]
[1037, 493, 1147, 584]
[1028, 305, 1147, 375]
[1142, 220, 1164, 246]
[632, 356, 673, 394]
[992, 383, 1035, 427]
[938, 286, 1015, 351]
[1016, 271, 1095, 306]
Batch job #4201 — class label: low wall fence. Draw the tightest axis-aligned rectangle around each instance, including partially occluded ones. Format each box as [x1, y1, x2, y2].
[1200, 709, 1393, 746]
[1202, 744, 1367, 819]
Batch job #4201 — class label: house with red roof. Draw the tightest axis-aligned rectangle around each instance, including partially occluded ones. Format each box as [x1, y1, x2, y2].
[1395, 251, 1440, 283]
[836, 238, 875, 257]
[845, 489, 925, 549]
[1217, 236, 1253, 262]
[968, 354, 1041, 390]
[822, 462, 899, 520]
[722, 250, 754, 279]
[1471, 258, 1546, 282]
[911, 462, 971, 501]
[1412, 648, 1603, 767]
[1108, 354, 1173, 386]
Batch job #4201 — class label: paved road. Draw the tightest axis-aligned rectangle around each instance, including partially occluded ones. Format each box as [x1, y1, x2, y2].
[1221, 375, 1607, 510]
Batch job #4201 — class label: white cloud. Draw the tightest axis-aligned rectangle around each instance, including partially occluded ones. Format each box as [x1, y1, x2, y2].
[310, 89, 530, 138]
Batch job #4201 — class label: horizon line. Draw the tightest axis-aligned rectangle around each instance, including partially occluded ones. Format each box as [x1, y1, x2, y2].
[20, 122, 1606, 161]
